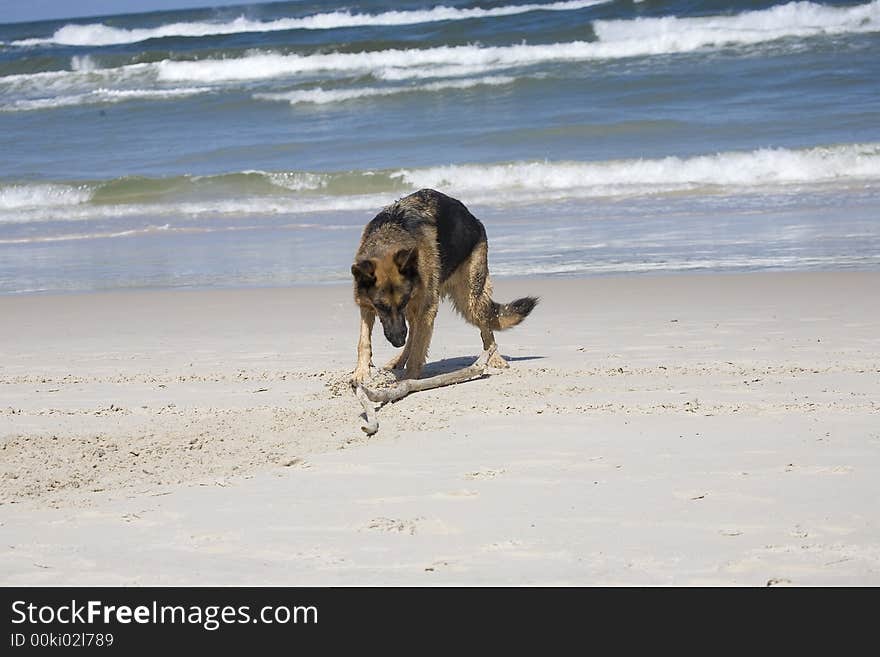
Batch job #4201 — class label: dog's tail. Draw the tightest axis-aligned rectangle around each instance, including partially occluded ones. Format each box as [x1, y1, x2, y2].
[490, 296, 539, 330]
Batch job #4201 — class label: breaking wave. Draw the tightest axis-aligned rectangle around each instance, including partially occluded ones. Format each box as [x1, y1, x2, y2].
[153, 1, 880, 82]
[393, 143, 880, 196]
[253, 75, 517, 105]
[0, 184, 92, 211]
[2, 143, 878, 224]
[0, 86, 209, 112]
[4, 1, 877, 106]
[11, 1, 609, 47]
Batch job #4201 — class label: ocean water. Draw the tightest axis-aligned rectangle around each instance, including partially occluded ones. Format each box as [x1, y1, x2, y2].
[1, 0, 878, 294]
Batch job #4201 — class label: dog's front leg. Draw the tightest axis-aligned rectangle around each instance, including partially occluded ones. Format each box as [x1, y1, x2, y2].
[383, 332, 411, 371]
[403, 301, 437, 380]
[352, 307, 375, 384]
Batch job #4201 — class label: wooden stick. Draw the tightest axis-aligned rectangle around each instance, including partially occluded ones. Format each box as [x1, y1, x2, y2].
[355, 385, 379, 436]
[355, 346, 496, 435]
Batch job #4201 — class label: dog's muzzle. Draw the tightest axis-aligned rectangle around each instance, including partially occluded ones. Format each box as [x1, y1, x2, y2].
[382, 316, 407, 348]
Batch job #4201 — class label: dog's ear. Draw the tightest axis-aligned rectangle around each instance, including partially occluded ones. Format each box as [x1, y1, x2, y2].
[351, 259, 376, 288]
[393, 248, 418, 277]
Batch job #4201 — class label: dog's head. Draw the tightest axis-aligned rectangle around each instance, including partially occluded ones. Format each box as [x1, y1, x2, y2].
[352, 248, 419, 348]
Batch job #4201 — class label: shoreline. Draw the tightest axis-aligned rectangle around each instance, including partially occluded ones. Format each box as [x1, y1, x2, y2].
[5, 187, 880, 296]
[4, 265, 880, 298]
[2, 270, 879, 584]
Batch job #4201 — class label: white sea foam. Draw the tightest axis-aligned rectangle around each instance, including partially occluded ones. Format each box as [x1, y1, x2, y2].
[393, 143, 880, 200]
[10, 1, 609, 46]
[2, 143, 877, 226]
[70, 54, 98, 72]
[592, 0, 880, 49]
[0, 184, 92, 211]
[491, 254, 880, 276]
[0, 55, 207, 112]
[253, 75, 516, 105]
[0, 224, 172, 245]
[263, 171, 330, 192]
[0, 86, 210, 112]
[0, 61, 153, 99]
[5, 1, 877, 97]
[0, 193, 390, 224]
[154, 1, 880, 83]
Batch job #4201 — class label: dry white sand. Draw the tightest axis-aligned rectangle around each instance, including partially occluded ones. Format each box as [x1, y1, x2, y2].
[1, 272, 878, 585]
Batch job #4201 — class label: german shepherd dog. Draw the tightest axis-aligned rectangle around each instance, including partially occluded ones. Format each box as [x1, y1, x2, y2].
[351, 188, 537, 383]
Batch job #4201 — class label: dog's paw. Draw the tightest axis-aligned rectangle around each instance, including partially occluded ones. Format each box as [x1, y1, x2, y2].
[486, 352, 509, 369]
[351, 367, 372, 385]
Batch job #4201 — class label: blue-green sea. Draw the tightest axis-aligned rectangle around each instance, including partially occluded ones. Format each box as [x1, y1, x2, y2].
[1, 0, 879, 293]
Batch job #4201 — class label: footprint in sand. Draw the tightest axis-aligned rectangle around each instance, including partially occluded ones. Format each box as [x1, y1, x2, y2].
[365, 516, 422, 535]
[363, 516, 457, 536]
[424, 560, 452, 572]
[673, 490, 710, 501]
[766, 577, 793, 587]
[783, 464, 854, 475]
[464, 468, 506, 480]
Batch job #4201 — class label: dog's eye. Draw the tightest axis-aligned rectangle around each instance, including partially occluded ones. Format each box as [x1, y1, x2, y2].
[374, 302, 391, 314]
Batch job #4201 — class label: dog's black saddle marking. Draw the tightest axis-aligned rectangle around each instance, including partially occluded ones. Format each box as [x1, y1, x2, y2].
[431, 191, 486, 282]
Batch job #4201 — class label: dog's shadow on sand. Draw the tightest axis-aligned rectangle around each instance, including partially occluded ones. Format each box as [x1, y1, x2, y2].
[417, 354, 545, 378]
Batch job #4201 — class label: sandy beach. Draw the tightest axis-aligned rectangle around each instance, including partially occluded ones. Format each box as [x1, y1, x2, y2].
[1, 271, 878, 585]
